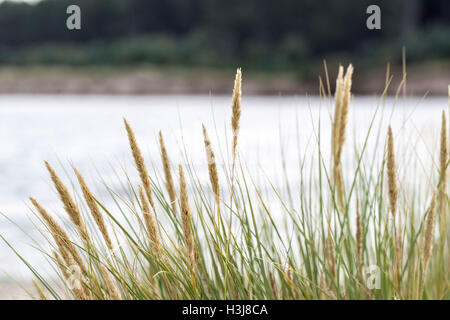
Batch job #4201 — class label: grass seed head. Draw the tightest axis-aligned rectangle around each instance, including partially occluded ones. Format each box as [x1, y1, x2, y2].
[231, 68, 242, 160]
[138, 185, 161, 256]
[178, 165, 195, 269]
[44, 161, 89, 243]
[100, 265, 122, 300]
[74, 167, 113, 251]
[29, 196, 88, 275]
[202, 124, 220, 209]
[387, 126, 398, 218]
[124, 118, 156, 211]
[159, 131, 178, 215]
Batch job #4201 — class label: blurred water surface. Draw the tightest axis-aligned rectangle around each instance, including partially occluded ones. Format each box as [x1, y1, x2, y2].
[0, 94, 446, 281]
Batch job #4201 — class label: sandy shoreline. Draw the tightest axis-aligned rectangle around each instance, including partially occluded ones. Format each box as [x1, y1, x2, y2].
[0, 63, 448, 96]
[0, 282, 32, 300]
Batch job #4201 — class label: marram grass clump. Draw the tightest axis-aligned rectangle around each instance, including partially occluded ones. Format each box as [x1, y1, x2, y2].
[3, 67, 449, 300]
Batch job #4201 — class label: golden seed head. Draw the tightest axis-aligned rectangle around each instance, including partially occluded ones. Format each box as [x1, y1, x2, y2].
[138, 185, 161, 255]
[231, 68, 242, 159]
[53, 246, 89, 300]
[100, 265, 122, 300]
[30, 196, 66, 240]
[331, 65, 352, 208]
[53, 250, 71, 280]
[159, 131, 177, 215]
[124, 118, 155, 211]
[44, 161, 89, 243]
[387, 126, 398, 218]
[202, 125, 220, 207]
[178, 165, 195, 268]
[332, 65, 344, 158]
[74, 167, 113, 251]
[337, 64, 353, 160]
[30, 196, 88, 275]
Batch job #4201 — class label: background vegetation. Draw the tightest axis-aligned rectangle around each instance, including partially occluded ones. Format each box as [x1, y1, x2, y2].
[0, 0, 449, 75]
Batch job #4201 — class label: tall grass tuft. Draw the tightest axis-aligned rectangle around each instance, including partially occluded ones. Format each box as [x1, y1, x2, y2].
[2, 66, 448, 300]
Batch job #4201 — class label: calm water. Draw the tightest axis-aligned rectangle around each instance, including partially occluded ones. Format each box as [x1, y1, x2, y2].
[0, 94, 446, 280]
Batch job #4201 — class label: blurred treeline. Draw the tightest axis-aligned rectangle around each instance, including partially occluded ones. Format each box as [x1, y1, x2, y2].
[0, 0, 448, 73]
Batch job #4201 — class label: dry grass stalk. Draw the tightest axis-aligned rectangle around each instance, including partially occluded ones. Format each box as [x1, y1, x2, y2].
[53, 250, 71, 280]
[231, 68, 242, 161]
[331, 65, 353, 206]
[74, 168, 113, 251]
[29, 196, 88, 275]
[124, 118, 156, 212]
[325, 234, 336, 281]
[385, 63, 390, 88]
[178, 165, 196, 269]
[319, 273, 328, 299]
[44, 161, 89, 243]
[356, 195, 362, 277]
[138, 185, 161, 256]
[387, 126, 398, 218]
[386, 126, 402, 284]
[268, 271, 278, 299]
[100, 265, 122, 300]
[287, 268, 300, 299]
[55, 242, 78, 274]
[336, 64, 353, 162]
[159, 131, 178, 215]
[423, 193, 437, 274]
[202, 125, 220, 212]
[438, 111, 448, 227]
[53, 251, 89, 300]
[331, 66, 344, 160]
[32, 280, 47, 300]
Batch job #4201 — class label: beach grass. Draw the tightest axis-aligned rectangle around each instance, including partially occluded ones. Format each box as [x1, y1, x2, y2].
[1, 67, 449, 300]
